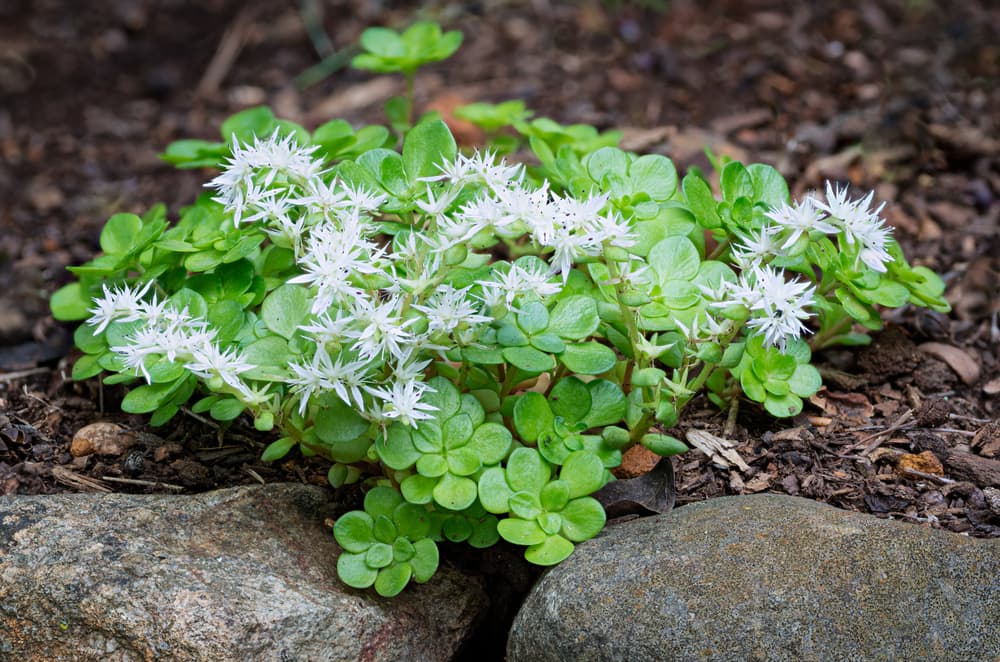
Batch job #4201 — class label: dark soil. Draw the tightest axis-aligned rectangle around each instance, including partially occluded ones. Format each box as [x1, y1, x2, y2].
[2, 0, 999, 542]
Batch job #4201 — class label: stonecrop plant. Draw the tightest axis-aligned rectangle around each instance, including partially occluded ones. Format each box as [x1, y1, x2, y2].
[51, 21, 949, 597]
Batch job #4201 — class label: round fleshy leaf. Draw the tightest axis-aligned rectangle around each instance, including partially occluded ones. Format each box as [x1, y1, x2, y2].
[583, 379, 627, 428]
[560, 450, 607, 498]
[374, 562, 413, 597]
[764, 392, 804, 418]
[366, 542, 394, 569]
[788, 363, 822, 398]
[446, 447, 482, 476]
[376, 425, 420, 470]
[459, 394, 486, 427]
[530, 333, 566, 354]
[393, 537, 416, 562]
[537, 433, 571, 466]
[433, 473, 478, 511]
[517, 301, 550, 335]
[410, 538, 440, 582]
[740, 368, 766, 403]
[524, 535, 575, 566]
[372, 514, 397, 544]
[649, 235, 700, 284]
[513, 392, 554, 444]
[442, 516, 473, 542]
[537, 512, 562, 536]
[412, 420, 443, 453]
[505, 447, 551, 495]
[443, 413, 474, 449]
[333, 511, 374, 553]
[364, 486, 405, 519]
[478, 466, 514, 514]
[548, 296, 600, 340]
[540, 479, 571, 513]
[497, 322, 529, 347]
[560, 496, 606, 541]
[497, 518, 547, 546]
[393, 502, 432, 540]
[468, 517, 500, 548]
[313, 393, 369, 444]
[559, 342, 617, 375]
[467, 422, 513, 465]
[509, 491, 543, 521]
[424, 375, 460, 419]
[416, 453, 448, 478]
[400, 474, 437, 505]
[337, 552, 378, 589]
[503, 346, 555, 372]
[548, 377, 592, 423]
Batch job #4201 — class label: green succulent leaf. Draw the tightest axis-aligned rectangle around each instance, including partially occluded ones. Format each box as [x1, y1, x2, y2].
[513, 392, 555, 443]
[560, 450, 607, 498]
[401, 474, 437, 504]
[337, 552, 378, 589]
[333, 511, 375, 553]
[365, 486, 405, 519]
[478, 466, 514, 514]
[560, 496, 607, 541]
[548, 296, 600, 339]
[583, 380, 628, 428]
[524, 534, 575, 566]
[466, 422, 513, 465]
[497, 518, 548, 546]
[548, 377, 591, 423]
[261, 283, 310, 339]
[503, 345, 555, 372]
[377, 425, 421, 470]
[374, 562, 413, 597]
[433, 472, 478, 511]
[506, 447, 551, 495]
[559, 342, 617, 375]
[788, 363, 823, 398]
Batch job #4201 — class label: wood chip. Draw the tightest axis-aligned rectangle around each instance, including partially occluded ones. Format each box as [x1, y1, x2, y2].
[918, 342, 981, 385]
[685, 429, 751, 472]
[983, 377, 1000, 396]
[51, 466, 112, 493]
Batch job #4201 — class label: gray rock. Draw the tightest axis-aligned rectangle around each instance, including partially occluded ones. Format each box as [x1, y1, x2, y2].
[0, 483, 487, 661]
[509, 494, 1000, 662]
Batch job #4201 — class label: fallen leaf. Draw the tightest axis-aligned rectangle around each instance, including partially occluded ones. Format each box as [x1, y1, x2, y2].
[685, 429, 751, 472]
[595, 458, 675, 519]
[918, 342, 981, 385]
[743, 473, 773, 493]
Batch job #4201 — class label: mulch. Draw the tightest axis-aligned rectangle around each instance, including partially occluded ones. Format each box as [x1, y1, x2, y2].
[1, 0, 998, 538]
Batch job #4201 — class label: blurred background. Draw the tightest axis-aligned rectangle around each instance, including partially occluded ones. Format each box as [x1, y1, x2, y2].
[0, 0, 996, 342]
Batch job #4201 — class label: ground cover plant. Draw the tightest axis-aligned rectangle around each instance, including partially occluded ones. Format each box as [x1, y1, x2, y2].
[49, 21, 951, 596]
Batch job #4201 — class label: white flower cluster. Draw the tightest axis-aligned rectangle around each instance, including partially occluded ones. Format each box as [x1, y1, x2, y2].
[109, 133, 636, 429]
[713, 264, 815, 351]
[430, 151, 636, 282]
[734, 181, 894, 274]
[88, 283, 257, 398]
[714, 181, 896, 350]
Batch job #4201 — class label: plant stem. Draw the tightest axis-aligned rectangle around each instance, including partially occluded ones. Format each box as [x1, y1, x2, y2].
[405, 70, 416, 127]
[604, 254, 645, 368]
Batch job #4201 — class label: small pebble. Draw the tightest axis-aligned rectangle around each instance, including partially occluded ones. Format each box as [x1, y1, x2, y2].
[71, 422, 136, 457]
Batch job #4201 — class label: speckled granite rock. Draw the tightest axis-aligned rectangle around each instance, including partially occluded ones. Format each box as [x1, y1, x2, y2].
[508, 494, 1000, 662]
[0, 483, 487, 661]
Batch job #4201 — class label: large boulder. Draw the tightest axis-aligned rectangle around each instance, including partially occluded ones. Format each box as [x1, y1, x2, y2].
[0, 483, 487, 661]
[509, 494, 1000, 661]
